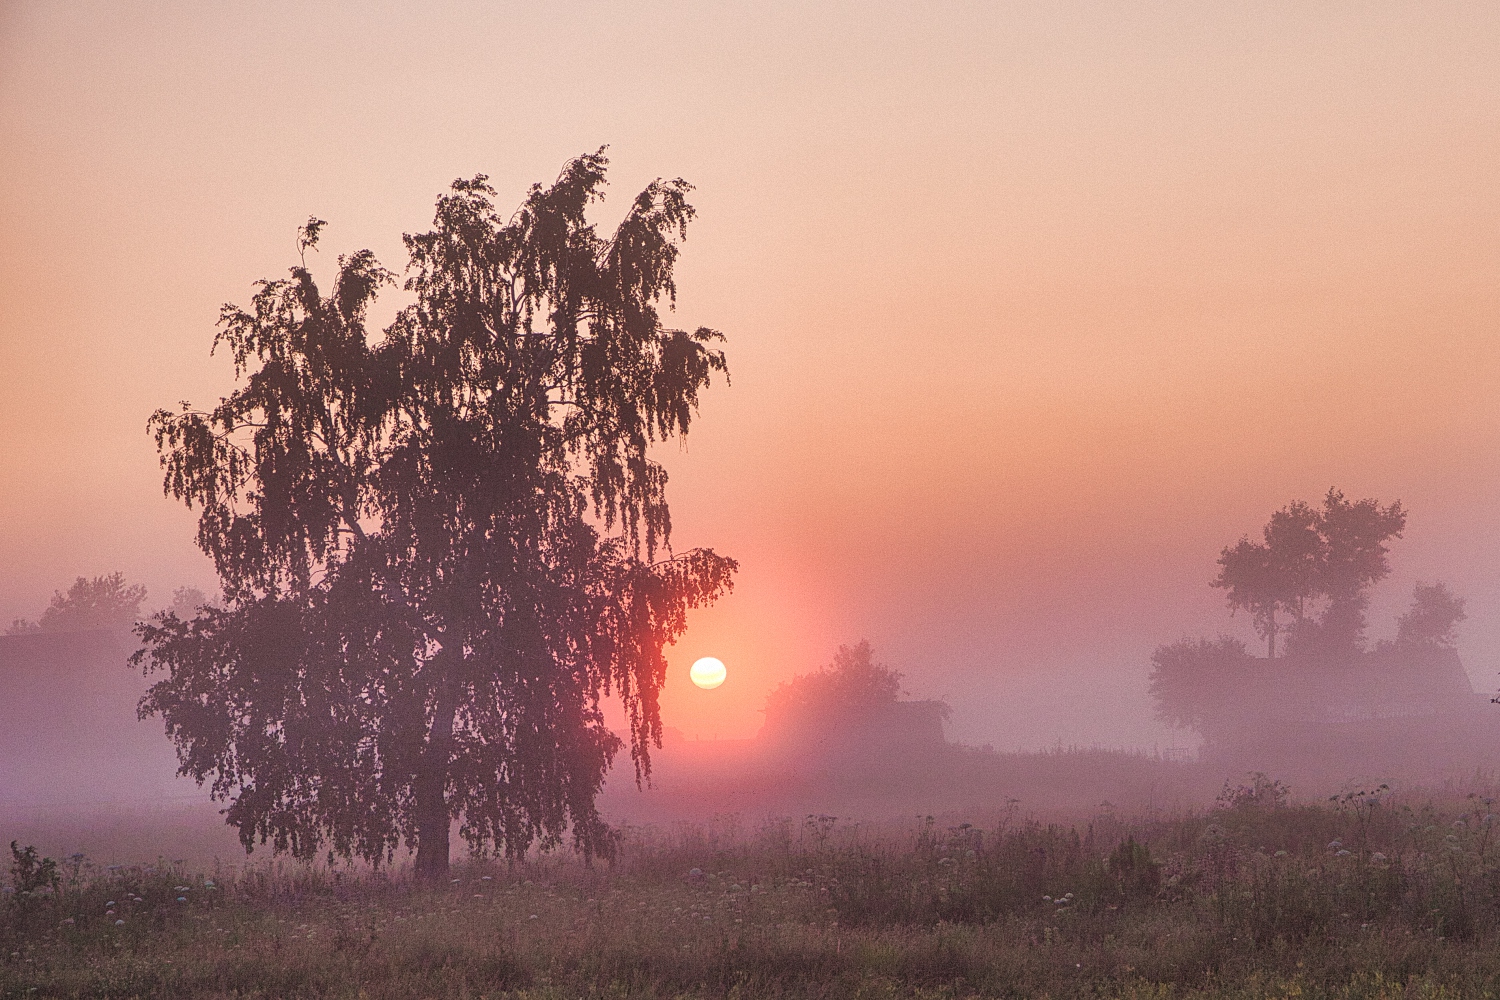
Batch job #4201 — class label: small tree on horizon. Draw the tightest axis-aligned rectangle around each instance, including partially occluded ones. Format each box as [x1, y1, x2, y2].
[1148, 635, 1256, 740]
[1212, 489, 1405, 657]
[763, 640, 928, 722]
[167, 586, 215, 620]
[5, 572, 147, 635]
[1394, 581, 1466, 650]
[1305, 489, 1407, 654]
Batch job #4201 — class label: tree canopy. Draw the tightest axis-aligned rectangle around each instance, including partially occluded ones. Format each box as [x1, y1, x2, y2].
[1211, 489, 1405, 657]
[763, 640, 905, 721]
[1154, 494, 1467, 742]
[1148, 635, 1256, 737]
[5, 572, 147, 635]
[133, 152, 736, 876]
[1394, 581, 1466, 650]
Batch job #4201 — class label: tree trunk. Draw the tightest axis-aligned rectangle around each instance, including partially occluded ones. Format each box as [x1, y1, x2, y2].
[414, 657, 462, 880]
[1267, 606, 1277, 660]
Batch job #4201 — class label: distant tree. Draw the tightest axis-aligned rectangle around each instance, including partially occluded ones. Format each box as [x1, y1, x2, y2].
[1210, 539, 1276, 656]
[134, 152, 736, 878]
[1211, 500, 1320, 658]
[5, 572, 147, 635]
[764, 640, 904, 720]
[1394, 581, 1466, 650]
[1304, 489, 1406, 653]
[1148, 636, 1255, 737]
[167, 586, 214, 620]
[1212, 490, 1405, 658]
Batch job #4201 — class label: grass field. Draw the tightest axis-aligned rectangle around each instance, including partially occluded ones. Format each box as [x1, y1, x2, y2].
[7, 783, 1500, 998]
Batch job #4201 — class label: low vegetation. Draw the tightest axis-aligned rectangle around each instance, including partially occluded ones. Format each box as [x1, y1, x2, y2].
[8, 782, 1500, 998]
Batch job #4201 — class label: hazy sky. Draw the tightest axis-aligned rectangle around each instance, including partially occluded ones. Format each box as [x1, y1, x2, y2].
[2, 2, 1497, 749]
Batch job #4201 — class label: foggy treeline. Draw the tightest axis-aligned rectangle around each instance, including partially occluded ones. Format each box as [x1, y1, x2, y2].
[2, 489, 1494, 854]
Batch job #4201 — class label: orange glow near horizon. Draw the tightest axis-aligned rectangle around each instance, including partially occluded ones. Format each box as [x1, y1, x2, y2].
[3, 4, 1499, 751]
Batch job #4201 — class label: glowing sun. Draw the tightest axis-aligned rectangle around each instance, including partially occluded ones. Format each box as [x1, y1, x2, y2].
[689, 656, 727, 690]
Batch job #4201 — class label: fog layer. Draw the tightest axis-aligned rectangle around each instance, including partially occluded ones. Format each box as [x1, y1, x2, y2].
[2, 3, 1498, 751]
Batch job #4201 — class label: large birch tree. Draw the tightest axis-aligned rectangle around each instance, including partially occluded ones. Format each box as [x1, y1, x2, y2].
[134, 152, 736, 877]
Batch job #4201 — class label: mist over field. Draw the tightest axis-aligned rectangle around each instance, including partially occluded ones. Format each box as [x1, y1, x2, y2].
[9, 10, 1500, 997]
[2, 1, 1499, 861]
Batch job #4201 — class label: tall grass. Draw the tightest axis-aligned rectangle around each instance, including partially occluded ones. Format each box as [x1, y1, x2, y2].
[7, 788, 1500, 997]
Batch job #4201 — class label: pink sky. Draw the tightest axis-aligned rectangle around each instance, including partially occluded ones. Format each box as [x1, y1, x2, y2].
[2, 2, 1498, 749]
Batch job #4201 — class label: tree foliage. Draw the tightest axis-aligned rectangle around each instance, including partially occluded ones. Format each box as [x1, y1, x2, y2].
[764, 640, 905, 721]
[1147, 636, 1256, 736]
[1212, 489, 1405, 657]
[1312, 490, 1407, 652]
[5, 572, 147, 635]
[1155, 495, 1461, 740]
[1395, 581, 1466, 650]
[133, 152, 736, 875]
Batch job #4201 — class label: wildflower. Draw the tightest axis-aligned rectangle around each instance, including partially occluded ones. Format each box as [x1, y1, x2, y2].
[106, 901, 115, 908]
[481, 876, 492, 881]
[1274, 850, 1288, 858]
[1042, 895, 1052, 902]
[114, 920, 124, 926]
[1328, 840, 1343, 850]
[529, 914, 538, 920]
[1336, 849, 1351, 857]
[106, 910, 115, 917]
[61, 918, 74, 926]
[1371, 852, 1387, 863]
[174, 886, 189, 893]
[177, 897, 187, 903]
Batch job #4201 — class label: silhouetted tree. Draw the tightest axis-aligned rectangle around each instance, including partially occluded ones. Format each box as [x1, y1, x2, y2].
[1394, 581, 1466, 650]
[1148, 636, 1255, 737]
[1212, 501, 1322, 658]
[133, 152, 736, 877]
[1213, 490, 1404, 657]
[764, 640, 903, 719]
[5, 572, 147, 635]
[168, 586, 214, 620]
[1303, 489, 1406, 653]
[1210, 539, 1278, 656]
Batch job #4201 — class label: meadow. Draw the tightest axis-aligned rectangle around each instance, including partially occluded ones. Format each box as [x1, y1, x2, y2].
[7, 781, 1500, 998]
